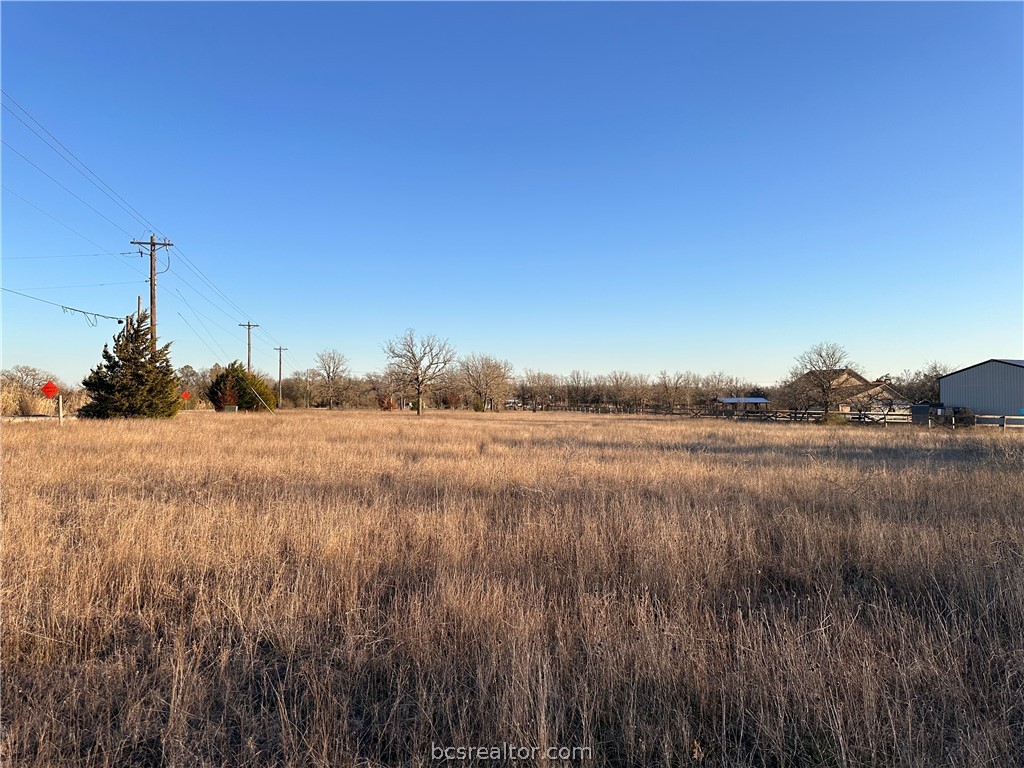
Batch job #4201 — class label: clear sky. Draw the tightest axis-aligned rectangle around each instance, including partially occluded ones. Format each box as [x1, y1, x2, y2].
[2, 1, 1022, 388]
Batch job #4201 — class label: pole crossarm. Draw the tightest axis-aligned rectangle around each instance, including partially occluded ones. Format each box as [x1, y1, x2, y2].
[239, 321, 260, 373]
[130, 236, 173, 349]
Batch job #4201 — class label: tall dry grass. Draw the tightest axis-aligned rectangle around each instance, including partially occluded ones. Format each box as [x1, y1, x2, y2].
[2, 411, 1022, 767]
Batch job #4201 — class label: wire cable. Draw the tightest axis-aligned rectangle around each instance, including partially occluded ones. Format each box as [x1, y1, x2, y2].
[2, 139, 136, 237]
[168, 287, 245, 348]
[175, 309, 232, 362]
[1, 287, 126, 324]
[176, 312, 275, 415]
[3, 92, 298, 370]
[1, 92, 158, 233]
[160, 269, 248, 326]
[2, 185, 128, 258]
[6, 280, 148, 291]
[1, 252, 137, 261]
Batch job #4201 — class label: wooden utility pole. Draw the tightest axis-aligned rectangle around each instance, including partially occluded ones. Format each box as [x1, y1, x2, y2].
[239, 321, 259, 373]
[274, 346, 287, 408]
[130, 235, 172, 349]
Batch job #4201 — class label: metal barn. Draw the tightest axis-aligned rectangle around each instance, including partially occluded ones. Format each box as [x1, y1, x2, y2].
[939, 359, 1024, 416]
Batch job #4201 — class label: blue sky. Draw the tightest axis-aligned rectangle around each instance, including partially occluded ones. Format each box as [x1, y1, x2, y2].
[3, 1, 1022, 387]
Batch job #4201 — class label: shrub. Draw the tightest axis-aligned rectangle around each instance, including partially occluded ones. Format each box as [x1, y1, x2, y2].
[207, 362, 277, 412]
[819, 411, 848, 426]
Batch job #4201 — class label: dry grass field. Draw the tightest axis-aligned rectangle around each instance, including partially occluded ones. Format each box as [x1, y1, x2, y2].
[2, 410, 1022, 767]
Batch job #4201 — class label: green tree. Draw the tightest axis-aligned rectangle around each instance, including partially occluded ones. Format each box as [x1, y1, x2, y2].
[207, 361, 277, 411]
[79, 312, 181, 419]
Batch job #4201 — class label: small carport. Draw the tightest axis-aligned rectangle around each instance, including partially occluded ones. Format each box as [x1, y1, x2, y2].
[715, 396, 770, 413]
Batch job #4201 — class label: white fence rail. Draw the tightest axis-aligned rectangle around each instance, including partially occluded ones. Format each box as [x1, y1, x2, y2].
[974, 415, 1024, 430]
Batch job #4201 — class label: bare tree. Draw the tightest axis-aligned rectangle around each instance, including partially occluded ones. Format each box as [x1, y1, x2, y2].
[605, 370, 632, 411]
[566, 370, 594, 409]
[626, 373, 651, 413]
[1, 365, 68, 417]
[315, 349, 350, 410]
[459, 354, 514, 411]
[1, 365, 61, 390]
[892, 361, 952, 403]
[382, 329, 456, 416]
[654, 370, 691, 413]
[787, 342, 858, 413]
[518, 369, 562, 411]
[365, 366, 409, 410]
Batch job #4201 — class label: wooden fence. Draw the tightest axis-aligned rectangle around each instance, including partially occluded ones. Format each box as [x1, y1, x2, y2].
[706, 409, 912, 424]
[544, 405, 912, 424]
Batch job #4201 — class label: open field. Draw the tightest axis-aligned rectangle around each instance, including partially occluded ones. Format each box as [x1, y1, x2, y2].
[2, 411, 1022, 767]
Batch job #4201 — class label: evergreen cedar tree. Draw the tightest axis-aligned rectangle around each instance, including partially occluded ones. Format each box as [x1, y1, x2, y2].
[207, 361, 277, 411]
[79, 311, 182, 419]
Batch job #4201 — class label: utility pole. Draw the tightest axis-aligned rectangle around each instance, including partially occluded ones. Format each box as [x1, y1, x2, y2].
[130, 235, 173, 349]
[274, 346, 287, 408]
[239, 321, 259, 373]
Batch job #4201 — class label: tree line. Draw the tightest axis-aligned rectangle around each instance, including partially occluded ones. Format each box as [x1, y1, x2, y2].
[2, 322, 952, 418]
[175, 334, 952, 416]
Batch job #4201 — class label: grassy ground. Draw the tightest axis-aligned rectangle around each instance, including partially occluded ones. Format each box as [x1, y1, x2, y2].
[2, 410, 1022, 767]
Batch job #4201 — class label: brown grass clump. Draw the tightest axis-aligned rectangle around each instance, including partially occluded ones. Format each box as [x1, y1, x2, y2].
[2, 411, 1022, 766]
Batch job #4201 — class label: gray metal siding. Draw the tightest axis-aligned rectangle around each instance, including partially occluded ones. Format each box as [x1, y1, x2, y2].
[940, 362, 1024, 416]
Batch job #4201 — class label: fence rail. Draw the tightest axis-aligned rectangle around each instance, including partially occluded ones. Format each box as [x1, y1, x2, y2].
[974, 414, 1024, 430]
[539, 405, 913, 423]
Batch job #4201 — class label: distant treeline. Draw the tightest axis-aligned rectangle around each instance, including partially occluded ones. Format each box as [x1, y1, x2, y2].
[2, 337, 949, 417]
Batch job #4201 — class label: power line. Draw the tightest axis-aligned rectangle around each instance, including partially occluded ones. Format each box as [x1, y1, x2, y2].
[1, 92, 158, 233]
[161, 270, 248, 327]
[6, 280, 148, 291]
[3, 185, 128, 258]
[177, 313, 275, 415]
[176, 310, 232, 362]
[171, 247, 253, 320]
[1, 287, 126, 325]
[169, 287, 245, 347]
[3, 92, 302, 371]
[2, 139, 135, 237]
[1, 252, 137, 260]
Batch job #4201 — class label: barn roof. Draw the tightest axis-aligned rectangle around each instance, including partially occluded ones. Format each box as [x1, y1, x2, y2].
[940, 359, 1024, 378]
[717, 397, 770, 404]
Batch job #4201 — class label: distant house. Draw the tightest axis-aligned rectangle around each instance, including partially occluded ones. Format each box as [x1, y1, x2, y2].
[787, 368, 909, 412]
[939, 359, 1024, 416]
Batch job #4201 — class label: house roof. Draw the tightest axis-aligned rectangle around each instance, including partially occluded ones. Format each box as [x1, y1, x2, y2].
[717, 397, 769, 404]
[790, 368, 908, 402]
[804, 368, 872, 386]
[939, 359, 1024, 378]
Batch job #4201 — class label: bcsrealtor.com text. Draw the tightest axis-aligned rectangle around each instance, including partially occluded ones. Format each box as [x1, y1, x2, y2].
[432, 743, 593, 762]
